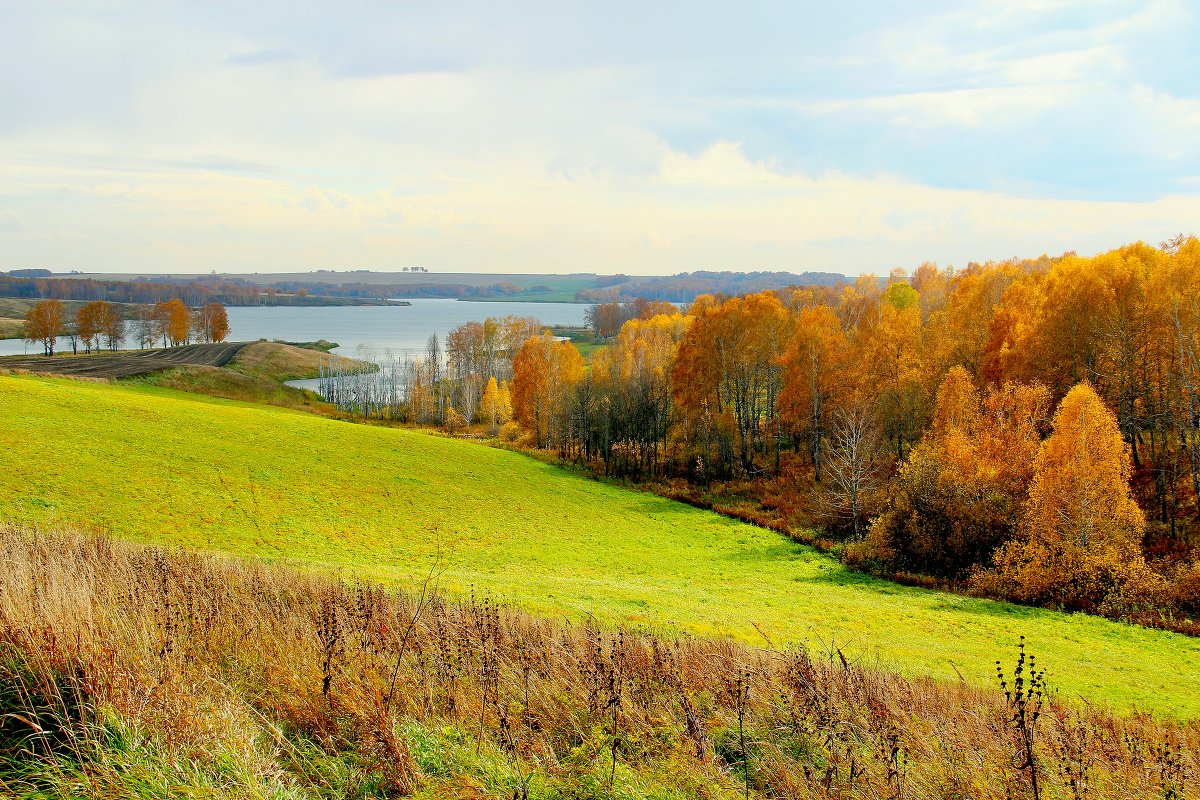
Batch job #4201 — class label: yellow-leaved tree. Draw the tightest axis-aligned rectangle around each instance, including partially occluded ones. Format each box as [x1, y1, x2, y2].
[480, 376, 513, 434]
[991, 382, 1161, 611]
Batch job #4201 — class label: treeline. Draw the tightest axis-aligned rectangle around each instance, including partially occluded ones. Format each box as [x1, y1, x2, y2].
[4, 269, 860, 305]
[5, 272, 582, 304]
[330, 237, 1200, 630]
[0, 274, 381, 307]
[575, 269, 849, 303]
[21, 298, 229, 356]
[278, 279, 558, 300]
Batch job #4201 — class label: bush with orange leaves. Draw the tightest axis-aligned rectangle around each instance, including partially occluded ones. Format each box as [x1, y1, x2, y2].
[849, 367, 1051, 580]
[982, 383, 1167, 612]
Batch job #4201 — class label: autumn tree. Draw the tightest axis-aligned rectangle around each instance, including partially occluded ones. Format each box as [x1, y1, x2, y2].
[74, 300, 125, 352]
[154, 299, 192, 347]
[672, 292, 791, 474]
[628, 297, 678, 320]
[511, 332, 585, 449]
[100, 303, 126, 351]
[990, 383, 1156, 610]
[821, 406, 884, 539]
[590, 311, 689, 476]
[859, 283, 926, 460]
[193, 302, 229, 343]
[76, 301, 105, 353]
[586, 301, 625, 338]
[979, 271, 1047, 385]
[23, 299, 64, 356]
[1162, 237, 1200, 526]
[923, 263, 1025, 382]
[778, 304, 851, 481]
[836, 274, 882, 332]
[852, 368, 1052, 578]
[585, 298, 679, 339]
[445, 320, 495, 430]
[479, 376, 513, 434]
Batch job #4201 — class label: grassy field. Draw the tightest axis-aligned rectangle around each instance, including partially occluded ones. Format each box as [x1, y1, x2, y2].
[0, 317, 21, 339]
[1, 373, 1198, 717]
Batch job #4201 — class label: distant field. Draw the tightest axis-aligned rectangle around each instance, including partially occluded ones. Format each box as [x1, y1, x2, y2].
[0, 317, 21, 339]
[1, 374, 1198, 717]
[69, 271, 612, 290]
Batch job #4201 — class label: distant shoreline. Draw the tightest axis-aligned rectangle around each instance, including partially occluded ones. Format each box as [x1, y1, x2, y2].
[452, 297, 590, 304]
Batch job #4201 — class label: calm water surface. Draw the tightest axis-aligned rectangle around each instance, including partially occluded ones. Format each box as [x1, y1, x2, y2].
[0, 299, 590, 358]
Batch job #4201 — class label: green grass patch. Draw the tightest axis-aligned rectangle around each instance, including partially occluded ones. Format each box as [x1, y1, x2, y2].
[2, 374, 1199, 717]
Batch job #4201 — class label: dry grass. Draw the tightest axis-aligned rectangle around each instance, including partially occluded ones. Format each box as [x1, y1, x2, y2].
[226, 340, 348, 382]
[226, 340, 372, 383]
[0, 317, 23, 339]
[0, 523, 1195, 799]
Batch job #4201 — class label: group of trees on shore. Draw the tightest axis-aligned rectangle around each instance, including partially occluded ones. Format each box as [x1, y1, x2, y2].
[323, 236, 1200, 627]
[317, 316, 541, 428]
[21, 298, 229, 355]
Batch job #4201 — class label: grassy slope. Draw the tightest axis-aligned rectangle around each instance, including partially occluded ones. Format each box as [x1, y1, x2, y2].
[124, 341, 373, 411]
[226, 339, 342, 380]
[1, 374, 1198, 717]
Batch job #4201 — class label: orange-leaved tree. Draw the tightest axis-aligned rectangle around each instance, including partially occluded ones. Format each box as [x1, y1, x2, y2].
[778, 304, 851, 481]
[98, 301, 126, 351]
[76, 300, 124, 352]
[76, 300, 106, 353]
[194, 302, 229, 343]
[672, 291, 790, 474]
[851, 367, 1050, 578]
[858, 283, 925, 460]
[511, 332, 584, 449]
[23, 299, 64, 356]
[991, 382, 1159, 610]
[154, 298, 192, 346]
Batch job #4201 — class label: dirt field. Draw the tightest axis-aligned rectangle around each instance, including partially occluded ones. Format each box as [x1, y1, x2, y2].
[0, 342, 249, 379]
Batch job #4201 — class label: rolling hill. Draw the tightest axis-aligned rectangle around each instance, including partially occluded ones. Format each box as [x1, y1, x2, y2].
[1, 373, 1198, 716]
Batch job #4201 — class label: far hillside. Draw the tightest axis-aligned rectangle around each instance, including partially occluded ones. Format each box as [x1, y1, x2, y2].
[33, 269, 854, 303]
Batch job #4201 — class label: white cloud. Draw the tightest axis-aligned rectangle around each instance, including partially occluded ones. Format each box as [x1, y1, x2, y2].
[0, 2, 1196, 274]
[1, 142, 1196, 275]
[800, 85, 1069, 130]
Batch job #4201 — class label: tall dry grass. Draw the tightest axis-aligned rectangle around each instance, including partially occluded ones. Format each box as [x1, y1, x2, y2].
[0, 522, 1195, 799]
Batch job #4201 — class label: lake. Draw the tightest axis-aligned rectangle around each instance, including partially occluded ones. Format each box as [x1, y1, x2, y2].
[0, 299, 591, 358]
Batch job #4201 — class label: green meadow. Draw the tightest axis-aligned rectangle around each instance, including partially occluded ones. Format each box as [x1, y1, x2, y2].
[2, 373, 1198, 717]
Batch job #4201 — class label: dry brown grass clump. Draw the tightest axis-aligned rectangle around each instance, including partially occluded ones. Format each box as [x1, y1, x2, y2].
[0, 522, 1195, 799]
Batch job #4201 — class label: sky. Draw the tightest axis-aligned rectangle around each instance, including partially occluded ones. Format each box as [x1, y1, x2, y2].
[1, 1, 1198, 276]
